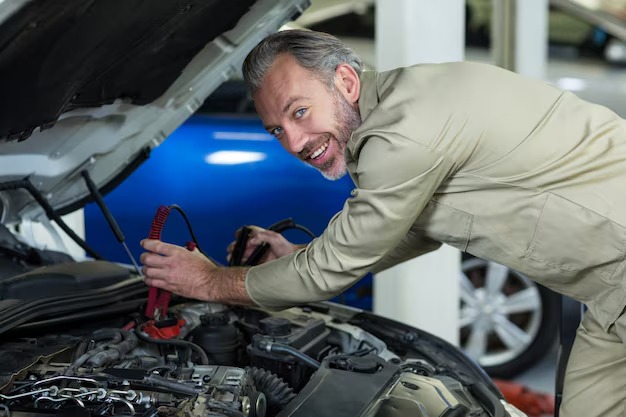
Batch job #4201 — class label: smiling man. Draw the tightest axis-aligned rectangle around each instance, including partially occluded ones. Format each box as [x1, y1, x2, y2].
[141, 29, 626, 417]
[251, 52, 362, 180]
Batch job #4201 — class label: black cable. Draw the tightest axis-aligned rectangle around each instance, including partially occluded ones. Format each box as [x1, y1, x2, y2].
[324, 347, 376, 365]
[292, 224, 316, 239]
[167, 204, 222, 265]
[350, 347, 376, 356]
[144, 374, 204, 396]
[244, 241, 269, 266]
[245, 219, 317, 266]
[267, 218, 317, 239]
[168, 205, 203, 253]
[260, 341, 321, 369]
[0, 179, 103, 260]
[230, 226, 251, 266]
[134, 324, 209, 365]
[267, 218, 296, 232]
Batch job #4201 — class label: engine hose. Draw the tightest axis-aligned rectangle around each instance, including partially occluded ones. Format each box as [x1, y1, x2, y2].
[65, 346, 106, 376]
[91, 328, 123, 344]
[246, 367, 296, 415]
[259, 341, 321, 369]
[87, 330, 138, 367]
[134, 325, 209, 365]
[71, 340, 89, 362]
[144, 374, 203, 396]
[63, 329, 129, 376]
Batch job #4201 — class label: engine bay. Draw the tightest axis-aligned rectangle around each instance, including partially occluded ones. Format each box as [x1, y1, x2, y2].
[0, 281, 519, 417]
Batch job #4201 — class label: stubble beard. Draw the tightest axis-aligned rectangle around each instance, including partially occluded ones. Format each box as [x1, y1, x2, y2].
[318, 91, 362, 181]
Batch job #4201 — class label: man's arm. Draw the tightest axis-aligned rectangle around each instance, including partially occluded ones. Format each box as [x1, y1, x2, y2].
[246, 133, 455, 309]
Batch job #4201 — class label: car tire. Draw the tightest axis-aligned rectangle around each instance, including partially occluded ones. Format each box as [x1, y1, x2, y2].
[459, 256, 560, 378]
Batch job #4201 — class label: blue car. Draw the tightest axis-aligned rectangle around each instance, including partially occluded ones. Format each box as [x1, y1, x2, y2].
[84, 81, 373, 309]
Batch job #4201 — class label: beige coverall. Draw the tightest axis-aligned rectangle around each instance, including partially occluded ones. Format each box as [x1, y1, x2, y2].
[246, 61, 626, 416]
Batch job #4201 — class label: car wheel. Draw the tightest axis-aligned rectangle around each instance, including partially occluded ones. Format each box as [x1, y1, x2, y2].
[459, 256, 559, 378]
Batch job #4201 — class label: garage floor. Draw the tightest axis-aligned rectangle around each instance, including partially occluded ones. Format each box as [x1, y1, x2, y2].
[517, 343, 558, 415]
[514, 343, 557, 395]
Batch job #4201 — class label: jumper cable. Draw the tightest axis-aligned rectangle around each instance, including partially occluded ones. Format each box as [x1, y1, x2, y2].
[144, 205, 196, 320]
[144, 205, 171, 320]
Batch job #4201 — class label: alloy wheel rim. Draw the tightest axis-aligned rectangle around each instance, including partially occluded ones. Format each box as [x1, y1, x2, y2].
[459, 258, 543, 368]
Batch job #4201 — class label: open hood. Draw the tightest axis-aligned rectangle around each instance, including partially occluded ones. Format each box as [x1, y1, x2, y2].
[0, 0, 309, 224]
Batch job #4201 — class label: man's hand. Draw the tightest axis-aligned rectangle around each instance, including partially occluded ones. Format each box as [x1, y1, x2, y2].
[226, 226, 302, 265]
[140, 239, 251, 305]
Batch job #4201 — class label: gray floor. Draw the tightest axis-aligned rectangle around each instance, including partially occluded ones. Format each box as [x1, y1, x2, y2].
[514, 343, 558, 395]
[507, 342, 559, 416]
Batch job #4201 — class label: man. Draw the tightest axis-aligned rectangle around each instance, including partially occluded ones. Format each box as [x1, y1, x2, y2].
[141, 29, 626, 416]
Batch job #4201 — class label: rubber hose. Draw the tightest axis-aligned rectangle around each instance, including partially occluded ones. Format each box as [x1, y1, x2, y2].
[91, 328, 123, 344]
[87, 330, 138, 367]
[265, 343, 321, 369]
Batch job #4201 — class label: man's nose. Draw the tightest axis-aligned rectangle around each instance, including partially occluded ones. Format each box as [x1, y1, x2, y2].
[283, 128, 307, 154]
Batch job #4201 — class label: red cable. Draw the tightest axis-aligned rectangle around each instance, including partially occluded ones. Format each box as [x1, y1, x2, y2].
[149, 205, 171, 239]
[145, 205, 172, 319]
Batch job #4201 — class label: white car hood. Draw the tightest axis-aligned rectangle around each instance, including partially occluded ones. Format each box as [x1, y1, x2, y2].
[0, 0, 309, 224]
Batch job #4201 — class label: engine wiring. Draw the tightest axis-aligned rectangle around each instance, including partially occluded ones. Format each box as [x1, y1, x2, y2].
[134, 321, 210, 365]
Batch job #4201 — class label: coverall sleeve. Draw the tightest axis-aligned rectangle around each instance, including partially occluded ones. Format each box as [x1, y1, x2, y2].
[370, 232, 443, 275]
[245, 133, 455, 309]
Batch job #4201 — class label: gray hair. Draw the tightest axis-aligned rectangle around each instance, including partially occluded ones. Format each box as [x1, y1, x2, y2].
[242, 29, 363, 93]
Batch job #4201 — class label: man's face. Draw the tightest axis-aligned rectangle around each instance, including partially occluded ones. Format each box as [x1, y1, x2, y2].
[253, 53, 361, 180]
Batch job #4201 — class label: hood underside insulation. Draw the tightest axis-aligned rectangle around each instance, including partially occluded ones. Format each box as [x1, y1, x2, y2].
[0, 0, 255, 141]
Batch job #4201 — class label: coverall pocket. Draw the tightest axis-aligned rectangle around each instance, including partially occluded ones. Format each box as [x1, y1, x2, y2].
[418, 200, 473, 252]
[524, 193, 626, 283]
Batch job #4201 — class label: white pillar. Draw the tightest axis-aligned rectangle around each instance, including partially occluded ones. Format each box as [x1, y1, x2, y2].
[373, 0, 464, 345]
[515, 0, 548, 79]
[492, 0, 548, 79]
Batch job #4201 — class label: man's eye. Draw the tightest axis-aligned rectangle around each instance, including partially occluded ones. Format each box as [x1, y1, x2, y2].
[295, 108, 307, 118]
[271, 127, 283, 138]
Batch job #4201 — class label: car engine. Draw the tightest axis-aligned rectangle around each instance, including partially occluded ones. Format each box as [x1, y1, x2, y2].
[0, 264, 525, 417]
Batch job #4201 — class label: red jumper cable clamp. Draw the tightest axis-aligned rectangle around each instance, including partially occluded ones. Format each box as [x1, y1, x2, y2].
[144, 205, 198, 320]
[145, 205, 172, 320]
[143, 318, 186, 340]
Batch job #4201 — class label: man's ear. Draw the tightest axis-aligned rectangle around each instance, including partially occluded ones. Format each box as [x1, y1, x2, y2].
[335, 63, 360, 104]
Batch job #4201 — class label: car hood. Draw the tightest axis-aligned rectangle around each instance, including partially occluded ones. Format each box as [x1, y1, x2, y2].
[0, 0, 309, 225]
